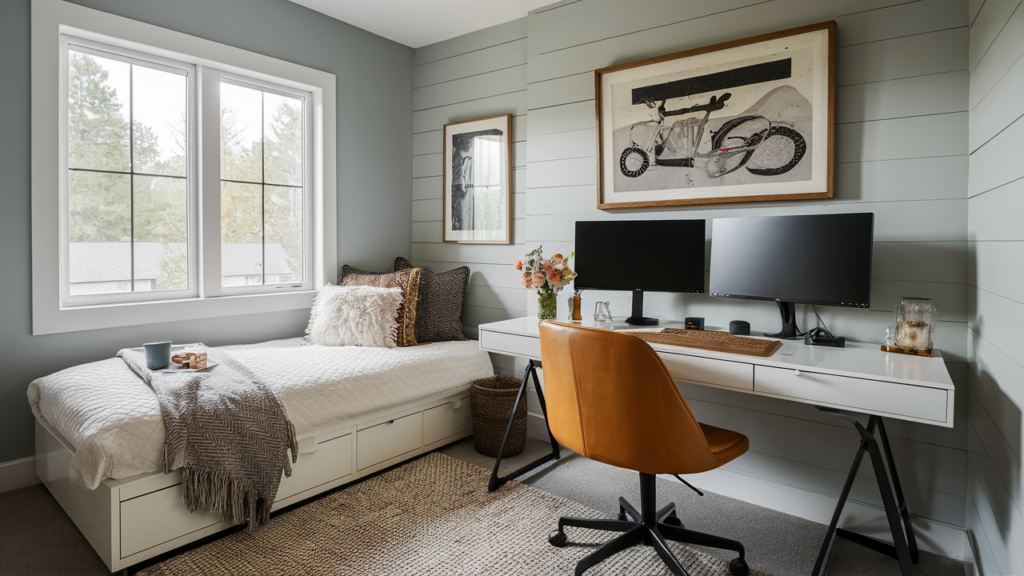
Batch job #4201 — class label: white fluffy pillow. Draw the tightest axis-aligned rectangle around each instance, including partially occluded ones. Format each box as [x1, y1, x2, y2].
[303, 285, 404, 348]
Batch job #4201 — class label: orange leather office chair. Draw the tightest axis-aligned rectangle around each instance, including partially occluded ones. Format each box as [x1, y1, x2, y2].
[540, 321, 750, 576]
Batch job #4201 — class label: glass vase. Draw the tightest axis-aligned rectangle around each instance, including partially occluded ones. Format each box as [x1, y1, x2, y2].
[537, 291, 557, 320]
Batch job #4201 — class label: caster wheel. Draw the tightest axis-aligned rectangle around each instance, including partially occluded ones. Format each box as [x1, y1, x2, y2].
[729, 558, 749, 576]
[663, 513, 683, 528]
[549, 530, 568, 548]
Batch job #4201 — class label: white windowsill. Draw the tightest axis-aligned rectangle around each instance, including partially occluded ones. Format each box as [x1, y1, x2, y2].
[35, 290, 318, 335]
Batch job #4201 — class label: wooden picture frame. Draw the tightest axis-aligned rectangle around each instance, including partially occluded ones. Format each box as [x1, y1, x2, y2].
[442, 114, 513, 244]
[595, 21, 836, 210]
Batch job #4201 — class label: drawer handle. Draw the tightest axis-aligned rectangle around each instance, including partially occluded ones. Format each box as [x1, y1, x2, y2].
[385, 419, 395, 425]
[794, 370, 802, 377]
[452, 399, 463, 410]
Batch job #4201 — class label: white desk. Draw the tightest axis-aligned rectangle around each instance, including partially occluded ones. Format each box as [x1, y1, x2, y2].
[477, 317, 955, 576]
[478, 317, 954, 428]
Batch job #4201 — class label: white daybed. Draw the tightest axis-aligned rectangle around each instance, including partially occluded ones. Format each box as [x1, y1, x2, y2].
[29, 337, 494, 572]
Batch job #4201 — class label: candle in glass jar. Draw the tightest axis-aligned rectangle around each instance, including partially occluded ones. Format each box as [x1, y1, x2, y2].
[897, 321, 931, 350]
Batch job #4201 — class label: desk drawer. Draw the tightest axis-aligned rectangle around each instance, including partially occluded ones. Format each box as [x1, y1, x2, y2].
[480, 330, 540, 359]
[662, 353, 753, 392]
[357, 412, 422, 471]
[276, 432, 352, 501]
[754, 366, 948, 423]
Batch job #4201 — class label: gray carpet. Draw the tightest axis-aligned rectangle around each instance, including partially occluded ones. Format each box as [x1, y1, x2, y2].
[0, 437, 966, 576]
[439, 438, 966, 576]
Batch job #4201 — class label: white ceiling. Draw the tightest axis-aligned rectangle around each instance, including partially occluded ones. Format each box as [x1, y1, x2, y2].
[288, 0, 559, 49]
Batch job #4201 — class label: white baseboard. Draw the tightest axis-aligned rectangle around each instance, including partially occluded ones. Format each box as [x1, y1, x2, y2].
[961, 528, 981, 576]
[526, 415, 966, 560]
[0, 456, 40, 493]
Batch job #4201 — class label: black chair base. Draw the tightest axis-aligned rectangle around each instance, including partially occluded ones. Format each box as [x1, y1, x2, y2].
[549, 472, 749, 576]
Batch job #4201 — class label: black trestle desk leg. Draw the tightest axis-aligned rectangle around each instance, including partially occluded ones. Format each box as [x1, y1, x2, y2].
[487, 359, 561, 492]
[812, 413, 918, 576]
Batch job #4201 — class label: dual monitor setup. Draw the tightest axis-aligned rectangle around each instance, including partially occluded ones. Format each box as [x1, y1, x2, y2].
[572, 213, 875, 344]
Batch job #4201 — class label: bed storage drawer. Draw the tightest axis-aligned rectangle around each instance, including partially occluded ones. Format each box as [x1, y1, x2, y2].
[276, 432, 352, 501]
[423, 395, 472, 446]
[357, 412, 423, 470]
[120, 485, 222, 558]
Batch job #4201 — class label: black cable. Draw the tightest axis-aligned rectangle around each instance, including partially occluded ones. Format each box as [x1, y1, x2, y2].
[672, 474, 704, 497]
[811, 305, 834, 339]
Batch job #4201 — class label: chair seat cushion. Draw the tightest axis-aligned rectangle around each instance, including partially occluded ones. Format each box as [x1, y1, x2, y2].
[699, 423, 749, 465]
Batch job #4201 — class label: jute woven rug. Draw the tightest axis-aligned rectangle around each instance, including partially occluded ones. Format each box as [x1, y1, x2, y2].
[138, 453, 763, 575]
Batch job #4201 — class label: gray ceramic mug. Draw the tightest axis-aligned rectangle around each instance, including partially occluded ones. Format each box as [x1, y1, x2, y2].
[143, 341, 173, 370]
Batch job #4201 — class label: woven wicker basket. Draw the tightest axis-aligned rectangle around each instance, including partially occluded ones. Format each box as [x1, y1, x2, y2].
[470, 375, 527, 457]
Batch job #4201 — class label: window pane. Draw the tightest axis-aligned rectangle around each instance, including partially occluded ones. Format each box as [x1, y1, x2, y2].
[264, 93, 303, 187]
[220, 83, 263, 183]
[265, 186, 303, 285]
[221, 181, 263, 287]
[134, 175, 188, 291]
[133, 65, 187, 177]
[68, 49, 130, 172]
[68, 171, 131, 295]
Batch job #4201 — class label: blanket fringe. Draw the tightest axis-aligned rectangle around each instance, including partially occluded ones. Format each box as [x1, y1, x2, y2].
[180, 422, 297, 533]
[182, 466, 268, 532]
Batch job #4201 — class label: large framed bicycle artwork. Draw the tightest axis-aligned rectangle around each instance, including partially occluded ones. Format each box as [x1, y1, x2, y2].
[595, 21, 835, 209]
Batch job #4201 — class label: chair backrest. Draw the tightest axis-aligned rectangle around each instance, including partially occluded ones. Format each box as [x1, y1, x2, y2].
[539, 321, 723, 475]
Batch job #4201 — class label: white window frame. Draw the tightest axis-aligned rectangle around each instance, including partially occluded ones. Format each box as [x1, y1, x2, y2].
[32, 0, 337, 335]
[206, 72, 315, 298]
[60, 37, 200, 307]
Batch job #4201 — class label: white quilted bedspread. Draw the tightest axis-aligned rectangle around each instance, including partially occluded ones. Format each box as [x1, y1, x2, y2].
[27, 338, 493, 489]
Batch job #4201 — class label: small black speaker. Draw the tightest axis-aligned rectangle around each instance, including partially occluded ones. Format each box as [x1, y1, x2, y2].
[729, 321, 750, 336]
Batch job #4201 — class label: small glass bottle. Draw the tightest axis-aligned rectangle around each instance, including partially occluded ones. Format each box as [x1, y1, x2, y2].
[569, 289, 583, 322]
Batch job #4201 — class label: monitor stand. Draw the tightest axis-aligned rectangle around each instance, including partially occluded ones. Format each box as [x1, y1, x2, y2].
[626, 290, 659, 326]
[766, 301, 800, 339]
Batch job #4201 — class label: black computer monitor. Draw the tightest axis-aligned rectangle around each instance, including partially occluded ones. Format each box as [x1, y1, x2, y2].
[575, 220, 705, 325]
[709, 213, 874, 338]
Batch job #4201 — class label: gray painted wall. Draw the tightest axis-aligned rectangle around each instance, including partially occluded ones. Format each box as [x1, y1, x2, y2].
[965, 0, 1024, 573]
[412, 0, 971, 534]
[0, 0, 414, 464]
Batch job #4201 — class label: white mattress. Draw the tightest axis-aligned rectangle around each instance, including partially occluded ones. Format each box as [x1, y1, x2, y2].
[28, 338, 494, 489]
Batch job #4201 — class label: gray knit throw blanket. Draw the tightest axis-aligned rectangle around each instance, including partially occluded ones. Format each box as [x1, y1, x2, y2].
[118, 348, 298, 532]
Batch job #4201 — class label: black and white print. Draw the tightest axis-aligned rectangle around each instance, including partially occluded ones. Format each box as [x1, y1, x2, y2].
[443, 115, 512, 244]
[597, 24, 834, 208]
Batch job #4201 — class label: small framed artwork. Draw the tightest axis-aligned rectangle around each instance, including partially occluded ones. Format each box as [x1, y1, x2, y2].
[595, 21, 835, 209]
[443, 114, 512, 244]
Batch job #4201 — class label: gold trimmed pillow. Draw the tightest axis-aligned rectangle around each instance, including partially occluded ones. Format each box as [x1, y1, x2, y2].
[340, 265, 422, 347]
[394, 257, 468, 343]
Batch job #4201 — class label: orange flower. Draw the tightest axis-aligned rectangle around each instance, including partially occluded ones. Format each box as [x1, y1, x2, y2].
[521, 274, 532, 288]
[549, 269, 562, 285]
[514, 260, 524, 271]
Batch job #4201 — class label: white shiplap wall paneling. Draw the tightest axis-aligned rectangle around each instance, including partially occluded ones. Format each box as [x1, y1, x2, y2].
[968, 116, 1024, 197]
[969, 1, 1024, 109]
[968, 0, 1024, 565]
